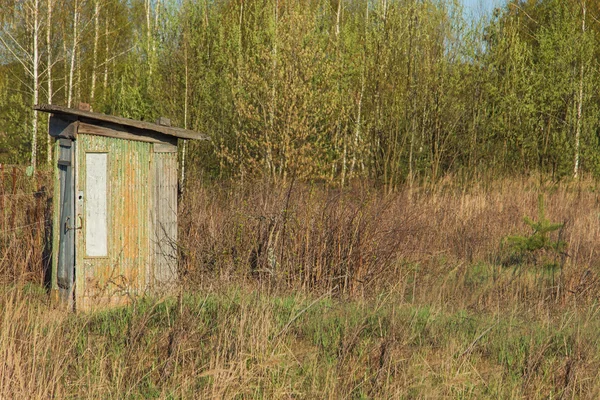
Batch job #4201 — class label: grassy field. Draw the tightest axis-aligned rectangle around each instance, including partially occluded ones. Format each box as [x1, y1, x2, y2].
[3, 281, 600, 398]
[3, 174, 600, 398]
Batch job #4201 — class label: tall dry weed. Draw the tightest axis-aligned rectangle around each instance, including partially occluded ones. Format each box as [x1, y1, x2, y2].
[2, 176, 600, 397]
[179, 178, 600, 305]
[0, 166, 51, 284]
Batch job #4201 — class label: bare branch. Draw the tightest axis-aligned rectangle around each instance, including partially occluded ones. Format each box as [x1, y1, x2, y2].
[0, 35, 33, 77]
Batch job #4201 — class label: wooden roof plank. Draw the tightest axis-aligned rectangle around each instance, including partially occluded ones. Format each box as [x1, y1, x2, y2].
[34, 104, 209, 141]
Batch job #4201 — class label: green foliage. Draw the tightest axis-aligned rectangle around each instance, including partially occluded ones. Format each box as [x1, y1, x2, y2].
[504, 194, 566, 263]
[2, 0, 600, 184]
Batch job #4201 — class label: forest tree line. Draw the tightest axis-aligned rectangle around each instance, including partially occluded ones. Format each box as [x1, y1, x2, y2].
[0, 0, 599, 187]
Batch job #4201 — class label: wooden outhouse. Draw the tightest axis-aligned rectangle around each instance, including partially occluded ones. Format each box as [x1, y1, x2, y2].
[35, 104, 206, 311]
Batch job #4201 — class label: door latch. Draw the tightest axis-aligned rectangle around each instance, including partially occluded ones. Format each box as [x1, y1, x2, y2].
[65, 215, 82, 232]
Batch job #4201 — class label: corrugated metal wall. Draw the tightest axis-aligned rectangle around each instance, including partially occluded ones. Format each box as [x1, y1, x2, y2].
[75, 135, 151, 310]
[152, 151, 178, 289]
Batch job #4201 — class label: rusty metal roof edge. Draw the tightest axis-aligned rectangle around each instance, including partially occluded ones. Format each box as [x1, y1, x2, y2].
[34, 104, 209, 141]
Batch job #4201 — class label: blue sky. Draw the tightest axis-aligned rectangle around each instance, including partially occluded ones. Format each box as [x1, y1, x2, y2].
[461, 0, 507, 19]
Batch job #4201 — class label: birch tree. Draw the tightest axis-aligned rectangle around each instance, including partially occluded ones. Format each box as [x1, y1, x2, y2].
[90, 0, 101, 104]
[46, 0, 54, 163]
[67, 0, 80, 108]
[573, 0, 586, 178]
[0, 0, 42, 169]
[32, 0, 40, 169]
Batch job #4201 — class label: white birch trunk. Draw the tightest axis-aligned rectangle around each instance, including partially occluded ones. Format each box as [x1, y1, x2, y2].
[349, 2, 367, 180]
[336, 0, 344, 185]
[91, 0, 100, 103]
[145, 0, 152, 75]
[63, 32, 68, 102]
[31, 0, 39, 170]
[67, 0, 79, 108]
[336, 0, 342, 37]
[349, 79, 364, 179]
[574, 1, 586, 179]
[154, 0, 160, 56]
[46, 0, 53, 164]
[266, 0, 278, 179]
[76, 41, 81, 102]
[180, 44, 189, 191]
[103, 15, 109, 103]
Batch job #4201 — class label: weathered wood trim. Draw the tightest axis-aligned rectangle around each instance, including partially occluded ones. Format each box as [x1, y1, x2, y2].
[78, 122, 177, 145]
[50, 139, 61, 305]
[153, 142, 178, 153]
[71, 139, 79, 312]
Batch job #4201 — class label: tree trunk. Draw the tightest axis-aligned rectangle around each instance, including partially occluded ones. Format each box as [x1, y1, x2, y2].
[406, 6, 417, 188]
[349, 76, 364, 180]
[267, 0, 278, 180]
[76, 40, 81, 103]
[67, 0, 79, 108]
[31, 0, 39, 170]
[145, 0, 153, 75]
[63, 31, 68, 104]
[46, 0, 53, 164]
[336, 0, 342, 38]
[103, 14, 109, 104]
[336, 0, 345, 185]
[180, 43, 189, 191]
[91, 0, 100, 104]
[154, 0, 161, 57]
[574, 0, 586, 179]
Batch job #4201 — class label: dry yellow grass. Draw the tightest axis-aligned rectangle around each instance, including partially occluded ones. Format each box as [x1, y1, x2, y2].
[180, 177, 600, 304]
[2, 175, 600, 397]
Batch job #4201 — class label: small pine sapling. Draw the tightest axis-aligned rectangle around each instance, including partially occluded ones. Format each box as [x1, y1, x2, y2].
[502, 194, 567, 266]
